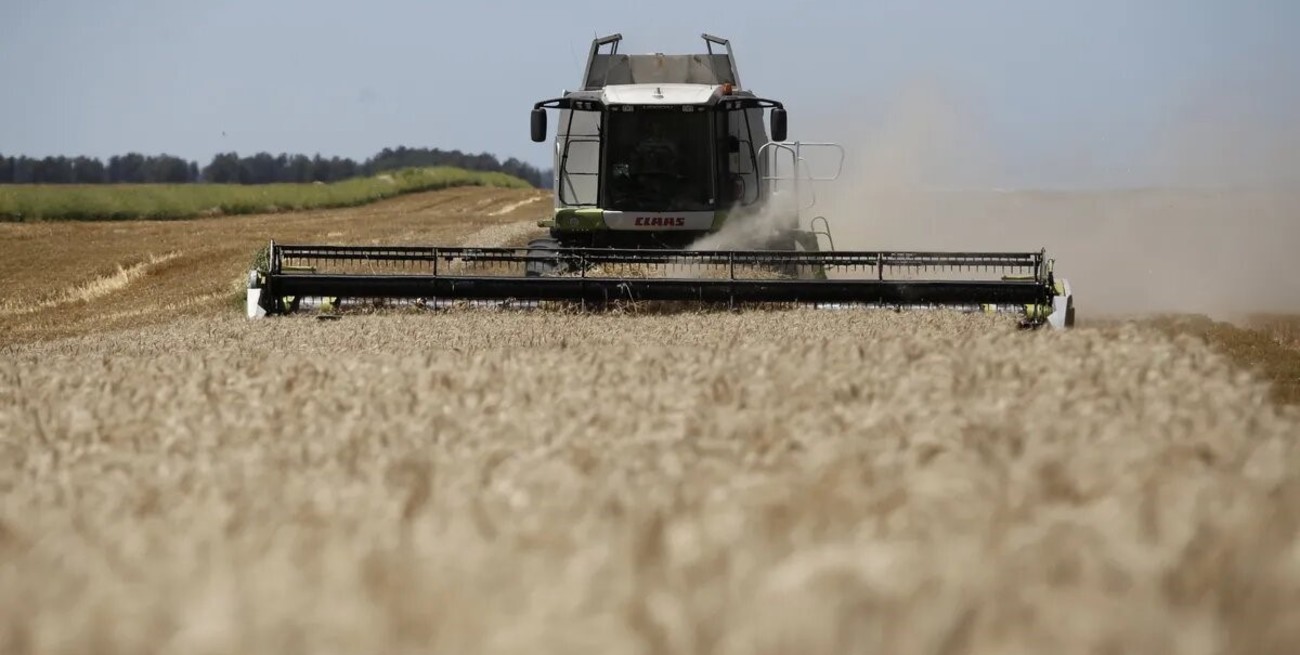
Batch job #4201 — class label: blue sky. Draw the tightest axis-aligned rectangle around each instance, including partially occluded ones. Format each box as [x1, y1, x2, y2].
[2, 0, 1296, 187]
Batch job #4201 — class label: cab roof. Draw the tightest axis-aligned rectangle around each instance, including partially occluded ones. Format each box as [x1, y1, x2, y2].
[601, 83, 722, 106]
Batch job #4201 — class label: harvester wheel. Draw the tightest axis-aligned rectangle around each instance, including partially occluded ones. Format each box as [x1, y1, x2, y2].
[525, 238, 563, 277]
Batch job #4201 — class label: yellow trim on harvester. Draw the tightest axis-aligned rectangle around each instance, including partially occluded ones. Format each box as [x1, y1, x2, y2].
[1024, 304, 1050, 320]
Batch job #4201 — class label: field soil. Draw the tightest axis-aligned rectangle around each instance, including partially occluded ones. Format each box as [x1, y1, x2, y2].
[2, 187, 1299, 654]
[0, 187, 549, 345]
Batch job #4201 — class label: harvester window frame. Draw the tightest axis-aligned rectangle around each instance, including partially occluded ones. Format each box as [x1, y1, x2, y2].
[720, 96, 781, 207]
[558, 138, 602, 207]
[550, 99, 605, 207]
[600, 105, 718, 213]
[728, 108, 763, 207]
[536, 95, 783, 211]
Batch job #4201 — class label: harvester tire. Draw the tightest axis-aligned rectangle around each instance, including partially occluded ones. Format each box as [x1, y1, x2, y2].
[525, 238, 562, 277]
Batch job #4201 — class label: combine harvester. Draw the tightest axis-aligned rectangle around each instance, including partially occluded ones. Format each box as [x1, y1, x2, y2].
[247, 33, 1074, 328]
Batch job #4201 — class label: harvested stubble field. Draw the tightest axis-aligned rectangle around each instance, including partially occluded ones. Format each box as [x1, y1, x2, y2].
[3, 188, 1300, 654]
[0, 186, 549, 345]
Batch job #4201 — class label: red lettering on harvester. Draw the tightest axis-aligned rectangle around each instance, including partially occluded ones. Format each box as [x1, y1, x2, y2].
[632, 216, 687, 227]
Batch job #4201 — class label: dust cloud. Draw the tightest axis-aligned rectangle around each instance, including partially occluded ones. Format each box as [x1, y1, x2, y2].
[687, 189, 801, 251]
[795, 81, 1300, 318]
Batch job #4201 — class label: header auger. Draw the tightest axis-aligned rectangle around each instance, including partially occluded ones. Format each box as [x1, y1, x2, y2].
[247, 33, 1075, 328]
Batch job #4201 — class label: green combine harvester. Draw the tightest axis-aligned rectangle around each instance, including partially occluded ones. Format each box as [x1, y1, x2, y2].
[247, 33, 1075, 328]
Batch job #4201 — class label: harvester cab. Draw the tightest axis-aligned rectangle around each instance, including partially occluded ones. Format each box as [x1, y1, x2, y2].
[246, 33, 1075, 328]
[527, 33, 842, 255]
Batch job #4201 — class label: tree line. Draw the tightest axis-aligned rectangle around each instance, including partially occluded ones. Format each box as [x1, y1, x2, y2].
[0, 147, 552, 188]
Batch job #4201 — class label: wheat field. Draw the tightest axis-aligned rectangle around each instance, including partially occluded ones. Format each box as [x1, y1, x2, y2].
[3, 188, 1300, 654]
[3, 308, 1299, 655]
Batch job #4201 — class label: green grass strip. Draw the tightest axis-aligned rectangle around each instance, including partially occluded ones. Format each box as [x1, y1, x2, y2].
[0, 167, 533, 222]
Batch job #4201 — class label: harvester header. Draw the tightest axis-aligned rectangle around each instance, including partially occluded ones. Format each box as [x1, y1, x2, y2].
[247, 33, 1075, 328]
